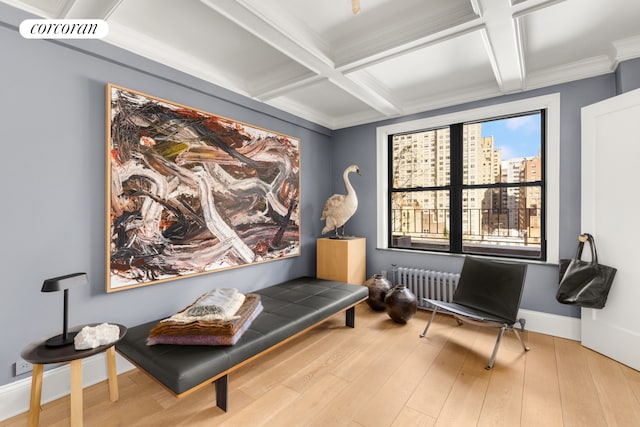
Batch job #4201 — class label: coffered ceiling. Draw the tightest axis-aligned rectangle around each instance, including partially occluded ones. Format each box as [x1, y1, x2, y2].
[5, 0, 640, 129]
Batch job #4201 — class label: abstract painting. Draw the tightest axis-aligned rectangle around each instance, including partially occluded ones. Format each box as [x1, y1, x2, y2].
[106, 84, 300, 291]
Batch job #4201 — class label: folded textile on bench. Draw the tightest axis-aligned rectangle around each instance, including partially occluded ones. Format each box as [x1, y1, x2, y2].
[147, 301, 263, 346]
[147, 294, 262, 345]
[162, 289, 246, 323]
[185, 288, 240, 317]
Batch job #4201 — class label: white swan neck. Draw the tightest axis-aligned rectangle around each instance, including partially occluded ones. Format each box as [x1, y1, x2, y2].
[343, 169, 355, 197]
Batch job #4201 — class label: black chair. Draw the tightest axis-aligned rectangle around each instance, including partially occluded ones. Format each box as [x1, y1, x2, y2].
[419, 256, 530, 369]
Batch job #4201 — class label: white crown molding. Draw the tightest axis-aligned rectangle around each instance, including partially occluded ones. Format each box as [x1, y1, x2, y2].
[254, 74, 327, 102]
[329, 82, 504, 130]
[611, 35, 640, 63]
[104, 21, 250, 98]
[525, 55, 613, 90]
[331, 110, 389, 130]
[265, 97, 337, 130]
[403, 83, 503, 118]
[329, 83, 503, 130]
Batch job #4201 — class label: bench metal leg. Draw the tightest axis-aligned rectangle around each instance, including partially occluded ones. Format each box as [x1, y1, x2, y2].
[346, 306, 355, 328]
[215, 375, 228, 412]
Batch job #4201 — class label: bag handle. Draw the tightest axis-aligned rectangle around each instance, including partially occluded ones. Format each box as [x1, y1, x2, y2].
[574, 237, 585, 259]
[577, 233, 598, 263]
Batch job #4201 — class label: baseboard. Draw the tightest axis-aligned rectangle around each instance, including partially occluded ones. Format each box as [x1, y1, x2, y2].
[518, 308, 581, 341]
[0, 309, 580, 422]
[0, 352, 135, 422]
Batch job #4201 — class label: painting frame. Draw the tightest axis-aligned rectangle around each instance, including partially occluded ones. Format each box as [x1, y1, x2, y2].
[105, 83, 300, 292]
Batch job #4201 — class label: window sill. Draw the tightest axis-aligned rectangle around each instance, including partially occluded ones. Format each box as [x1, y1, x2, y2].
[375, 246, 560, 267]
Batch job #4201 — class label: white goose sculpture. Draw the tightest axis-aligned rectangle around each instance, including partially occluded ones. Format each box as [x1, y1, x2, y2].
[321, 164, 361, 237]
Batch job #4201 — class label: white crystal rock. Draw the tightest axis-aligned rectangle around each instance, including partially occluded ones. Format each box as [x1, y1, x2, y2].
[74, 323, 120, 350]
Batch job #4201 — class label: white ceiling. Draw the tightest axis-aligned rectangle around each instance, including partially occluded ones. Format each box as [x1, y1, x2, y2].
[5, 0, 640, 129]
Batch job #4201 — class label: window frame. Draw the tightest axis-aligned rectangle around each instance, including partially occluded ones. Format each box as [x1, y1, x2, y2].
[376, 94, 560, 264]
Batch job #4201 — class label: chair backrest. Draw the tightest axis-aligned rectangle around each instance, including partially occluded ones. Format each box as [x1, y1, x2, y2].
[453, 256, 528, 324]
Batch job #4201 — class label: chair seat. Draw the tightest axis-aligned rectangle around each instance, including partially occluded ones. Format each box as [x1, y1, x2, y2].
[424, 299, 513, 325]
[419, 257, 529, 370]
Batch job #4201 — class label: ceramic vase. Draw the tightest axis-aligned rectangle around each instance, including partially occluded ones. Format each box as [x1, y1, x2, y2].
[364, 274, 392, 311]
[384, 284, 417, 323]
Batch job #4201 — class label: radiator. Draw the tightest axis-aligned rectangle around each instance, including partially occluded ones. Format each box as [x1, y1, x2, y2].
[394, 267, 460, 310]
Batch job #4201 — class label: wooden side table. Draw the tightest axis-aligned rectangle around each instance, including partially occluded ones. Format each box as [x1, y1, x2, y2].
[316, 237, 366, 285]
[21, 323, 127, 427]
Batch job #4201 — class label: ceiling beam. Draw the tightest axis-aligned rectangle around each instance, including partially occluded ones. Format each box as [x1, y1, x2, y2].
[254, 74, 327, 102]
[476, 0, 568, 93]
[511, 0, 569, 19]
[200, 0, 402, 116]
[478, 0, 525, 93]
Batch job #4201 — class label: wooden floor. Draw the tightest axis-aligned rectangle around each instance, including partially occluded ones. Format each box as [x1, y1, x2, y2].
[5, 304, 640, 427]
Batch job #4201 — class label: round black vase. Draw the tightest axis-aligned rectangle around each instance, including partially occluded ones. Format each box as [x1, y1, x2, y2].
[384, 285, 417, 323]
[364, 274, 392, 311]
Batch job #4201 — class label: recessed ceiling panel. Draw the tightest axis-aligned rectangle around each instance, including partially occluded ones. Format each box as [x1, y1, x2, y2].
[523, 0, 640, 71]
[109, 0, 313, 95]
[363, 30, 497, 104]
[271, 79, 380, 125]
[257, 0, 398, 37]
[329, 0, 478, 67]
[241, 0, 478, 67]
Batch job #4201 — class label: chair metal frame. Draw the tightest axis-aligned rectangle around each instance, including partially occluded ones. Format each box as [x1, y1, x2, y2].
[419, 257, 531, 370]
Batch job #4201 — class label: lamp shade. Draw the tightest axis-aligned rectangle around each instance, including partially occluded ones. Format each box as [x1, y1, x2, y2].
[41, 272, 88, 292]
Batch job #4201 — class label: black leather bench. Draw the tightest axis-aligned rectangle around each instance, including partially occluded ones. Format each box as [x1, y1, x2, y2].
[115, 276, 368, 412]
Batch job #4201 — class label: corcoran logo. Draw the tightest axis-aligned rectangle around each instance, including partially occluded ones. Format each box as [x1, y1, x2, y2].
[19, 19, 108, 39]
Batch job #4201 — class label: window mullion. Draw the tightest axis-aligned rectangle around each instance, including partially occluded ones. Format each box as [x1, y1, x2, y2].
[449, 123, 463, 253]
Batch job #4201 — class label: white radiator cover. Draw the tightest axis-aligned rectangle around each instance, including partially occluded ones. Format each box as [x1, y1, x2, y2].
[394, 267, 460, 310]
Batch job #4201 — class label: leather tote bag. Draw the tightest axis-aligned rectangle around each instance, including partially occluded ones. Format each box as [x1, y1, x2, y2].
[556, 233, 617, 309]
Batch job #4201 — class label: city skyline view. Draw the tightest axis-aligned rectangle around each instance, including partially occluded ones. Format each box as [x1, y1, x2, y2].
[391, 111, 544, 258]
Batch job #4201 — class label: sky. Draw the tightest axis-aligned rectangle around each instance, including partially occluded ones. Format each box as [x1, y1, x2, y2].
[481, 113, 541, 160]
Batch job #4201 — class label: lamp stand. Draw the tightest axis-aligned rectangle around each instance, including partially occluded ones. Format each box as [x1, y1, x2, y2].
[45, 289, 77, 347]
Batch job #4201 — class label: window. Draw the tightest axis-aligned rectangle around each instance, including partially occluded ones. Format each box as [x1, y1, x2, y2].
[376, 94, 560, 263]
[389, 112, 544, 259]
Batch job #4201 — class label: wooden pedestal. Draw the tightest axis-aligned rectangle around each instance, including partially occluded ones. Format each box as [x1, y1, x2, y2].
[316, 237, 366, 285]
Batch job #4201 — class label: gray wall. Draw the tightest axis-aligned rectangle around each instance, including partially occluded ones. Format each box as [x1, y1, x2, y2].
[330, 76, 618, 318]
[2, 0, 640, 389]
[616, 57, 640, 95]
[0, 4, 331, 387]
